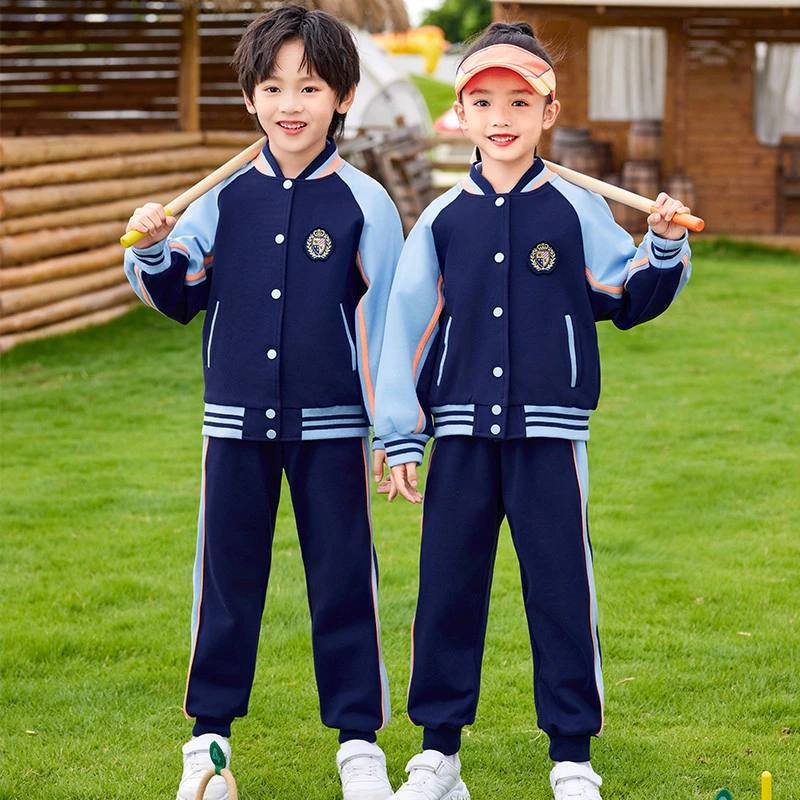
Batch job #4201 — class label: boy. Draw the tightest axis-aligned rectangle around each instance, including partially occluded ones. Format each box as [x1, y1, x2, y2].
[374, 21, 692, 800]
[123, 6, 403, 800]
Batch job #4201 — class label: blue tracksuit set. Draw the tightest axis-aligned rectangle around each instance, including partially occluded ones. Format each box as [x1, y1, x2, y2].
[374, 157, 691, 761]
[124, 138, 403, 739]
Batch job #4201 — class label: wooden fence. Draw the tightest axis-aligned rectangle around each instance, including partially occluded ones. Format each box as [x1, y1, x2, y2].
[0, 130, 256, 352]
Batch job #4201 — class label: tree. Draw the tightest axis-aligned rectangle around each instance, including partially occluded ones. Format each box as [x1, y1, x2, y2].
[421, 0, 492, 46]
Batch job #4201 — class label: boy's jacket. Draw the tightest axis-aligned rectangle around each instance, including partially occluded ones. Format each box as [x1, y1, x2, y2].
[124, 139, 403, 442]
[374, 157, 691, 467]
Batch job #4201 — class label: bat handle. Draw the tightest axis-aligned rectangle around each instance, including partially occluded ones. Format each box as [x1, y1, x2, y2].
[119, 207, 174, 248]
[649, 205, 705, 232]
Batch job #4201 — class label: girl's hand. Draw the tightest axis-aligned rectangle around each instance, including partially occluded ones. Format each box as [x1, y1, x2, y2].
[388, 463, 423, 504]
[372, 449, 393, 494]
[648, 192, 690, 240]
[126, 202, 176, 249]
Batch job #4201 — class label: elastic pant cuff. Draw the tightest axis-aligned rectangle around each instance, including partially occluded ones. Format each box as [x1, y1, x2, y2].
[339, 730, 377, 744]
[422, 726, 462, 755]
[193, 716, 233, 738]
[548, 733, 591, 763]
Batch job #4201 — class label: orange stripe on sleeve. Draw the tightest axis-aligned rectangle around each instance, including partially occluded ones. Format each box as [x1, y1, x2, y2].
[135, 266, 156, 308]
[357, 302, 375, 417]
[585, 269, 624, 296]
[168, 242, 190, 256]
[184, 269, 206, 284]
[412, 275, 444, 380]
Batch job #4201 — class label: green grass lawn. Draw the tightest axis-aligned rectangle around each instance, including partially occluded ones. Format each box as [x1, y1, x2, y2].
[1, 240, 799, 799]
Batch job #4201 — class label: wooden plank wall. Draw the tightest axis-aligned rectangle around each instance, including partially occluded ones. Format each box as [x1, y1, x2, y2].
[0, 0, 259, 136]
[499, 4, 800, 235]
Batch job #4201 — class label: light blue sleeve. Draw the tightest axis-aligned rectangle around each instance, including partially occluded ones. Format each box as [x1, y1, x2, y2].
[374, 185, 462, 467]
[550, 177, 691, 329]
[122, 165, 249, 322]
[339, 164, 405, 430]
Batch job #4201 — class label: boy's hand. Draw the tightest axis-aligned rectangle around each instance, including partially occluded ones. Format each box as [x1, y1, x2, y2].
[126, 202, 176, 249]
[372, 449, 393, 495]
[388, 463, 423, 504]
[648, 192, 690, 240]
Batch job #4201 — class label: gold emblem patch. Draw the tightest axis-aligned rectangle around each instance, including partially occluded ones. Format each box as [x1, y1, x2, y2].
[305, 228, 333, 260]
[529, 242, 557, 274]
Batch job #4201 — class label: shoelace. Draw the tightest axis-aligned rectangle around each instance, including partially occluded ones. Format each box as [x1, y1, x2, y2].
[341, 755, 379, 780]
[555, 777, 599, 799]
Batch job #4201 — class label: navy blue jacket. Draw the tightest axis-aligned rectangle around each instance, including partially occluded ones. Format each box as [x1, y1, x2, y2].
[124, 139, 404, 442]
[374, 158, 691, 466]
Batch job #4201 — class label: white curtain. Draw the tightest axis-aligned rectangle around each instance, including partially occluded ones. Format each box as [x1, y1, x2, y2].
[754, 43, 800, 146]
[588, 27, 667, 121]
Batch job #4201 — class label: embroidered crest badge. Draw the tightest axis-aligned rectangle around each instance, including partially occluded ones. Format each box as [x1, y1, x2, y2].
[305, 228, 333, 260]
[529, 242, 557, 274]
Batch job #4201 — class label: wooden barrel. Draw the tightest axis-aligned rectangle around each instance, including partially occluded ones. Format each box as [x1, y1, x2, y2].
[592, 141, 614, 177]
[663, 174, 696, 213]
[628, 120, 663, 163]
[549, 127, 591, 164]
[620, 161, 660, 234]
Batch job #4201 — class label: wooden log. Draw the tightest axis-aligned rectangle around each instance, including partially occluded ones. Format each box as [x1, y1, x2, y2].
[0, 170, 207, 219]
[0, 282, 135, 335]
[0, 244, 121, 289]
[0, 147, 241, 190]
[0, 301, 136, 354]
[0, 132, 204, 169]
[1, 264, 124, 316]
[0, 187, 195, 236]
[203, 131, 261, 147]
[0, 221, 123, 266]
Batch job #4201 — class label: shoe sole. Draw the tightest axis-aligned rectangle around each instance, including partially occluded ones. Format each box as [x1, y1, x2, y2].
[443, 781, 470, 800]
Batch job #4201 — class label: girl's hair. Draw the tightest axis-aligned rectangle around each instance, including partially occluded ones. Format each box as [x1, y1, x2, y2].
[233, 3, 360, 139]
[459, 21, 556, 102]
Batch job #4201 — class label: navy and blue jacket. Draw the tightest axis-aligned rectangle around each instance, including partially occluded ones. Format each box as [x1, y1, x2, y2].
[374, 157, 692, 467]
[124, 139, 404, 442]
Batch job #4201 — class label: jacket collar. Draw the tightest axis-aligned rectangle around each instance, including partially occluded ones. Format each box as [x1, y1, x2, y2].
[463, 156, 550, 196]
[259, 137, 342, 180]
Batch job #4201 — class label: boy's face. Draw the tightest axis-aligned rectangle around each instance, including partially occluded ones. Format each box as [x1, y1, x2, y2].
[243, 38, 354, 174]
[455, 68, 560, 173]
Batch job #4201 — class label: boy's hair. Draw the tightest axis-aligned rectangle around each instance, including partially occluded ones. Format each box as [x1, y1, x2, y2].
[458, 21, 556, 104]
[233, 3, 360, 139]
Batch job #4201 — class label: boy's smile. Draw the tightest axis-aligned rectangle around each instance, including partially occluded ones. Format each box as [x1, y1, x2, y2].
[455, 67, 560, 191]
[243, 38, 354, 177]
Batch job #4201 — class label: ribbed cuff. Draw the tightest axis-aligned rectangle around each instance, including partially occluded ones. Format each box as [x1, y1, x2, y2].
[339, 729, 377, 744]
[422, 725, 461, 755]
[193, 716, 233, 738]
[548, 733, 591, 762]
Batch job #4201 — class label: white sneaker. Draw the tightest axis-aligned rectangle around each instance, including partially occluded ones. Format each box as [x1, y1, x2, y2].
[550, 761, 603, 800]
[336, 739, 394, 800]
[392, 750, 470, 800]
[176, 733, 231, 800]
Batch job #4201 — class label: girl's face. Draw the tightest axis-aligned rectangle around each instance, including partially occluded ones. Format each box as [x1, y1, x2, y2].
[243, 38, 354, 176]
[455, 67, 560, 175]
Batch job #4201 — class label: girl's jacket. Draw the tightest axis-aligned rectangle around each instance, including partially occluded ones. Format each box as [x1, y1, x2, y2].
[124, 139, 403, 443]
[374, 157, 692, 467]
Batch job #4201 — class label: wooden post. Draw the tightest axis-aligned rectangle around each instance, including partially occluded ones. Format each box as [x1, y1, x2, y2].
[179, 0, 201, 132]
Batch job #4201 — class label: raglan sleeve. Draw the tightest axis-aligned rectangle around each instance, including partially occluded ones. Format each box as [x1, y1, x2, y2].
[374, 207, 444, 468]
[575, 188, 692, 329]
[352, 184, 405, 447]
[123, 180, 222, 325]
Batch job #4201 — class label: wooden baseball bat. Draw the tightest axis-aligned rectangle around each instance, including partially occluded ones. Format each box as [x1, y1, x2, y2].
[120, 136, 267, 248]
[542, 158, 704, 232]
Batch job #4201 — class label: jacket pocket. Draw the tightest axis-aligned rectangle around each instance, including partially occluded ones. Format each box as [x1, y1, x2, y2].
[206, 300, 220, 369]
[436, 315, 453, 387]
[339, 303, 357, 371]
[564, 314, 579, 388]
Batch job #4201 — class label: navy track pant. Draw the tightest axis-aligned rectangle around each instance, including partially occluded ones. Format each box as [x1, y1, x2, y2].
[409, 436, 603, 762]
[184, 436, 389, 738]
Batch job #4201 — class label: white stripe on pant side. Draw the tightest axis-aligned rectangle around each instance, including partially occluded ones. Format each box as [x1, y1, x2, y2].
[573, 439, 605, 730]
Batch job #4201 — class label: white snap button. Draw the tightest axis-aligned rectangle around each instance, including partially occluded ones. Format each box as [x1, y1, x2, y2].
[495, 197, 505, 206]
[493, 366, 503, 378]
[283, 180, 292, 189]
[265, 409, 276, 419]
[271, 289, 281, 299]
[493, 307, 503, 317]
[266, 429, 277, 439]
[275, 234, 285, 244]
[267, 349, 277, 360]
[491, 424, 501, 435]
[492, 405, 502, 415]
[494, 252, 505, 263]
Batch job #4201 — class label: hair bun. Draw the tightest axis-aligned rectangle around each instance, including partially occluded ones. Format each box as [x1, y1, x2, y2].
[489, 21, 536, 39]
